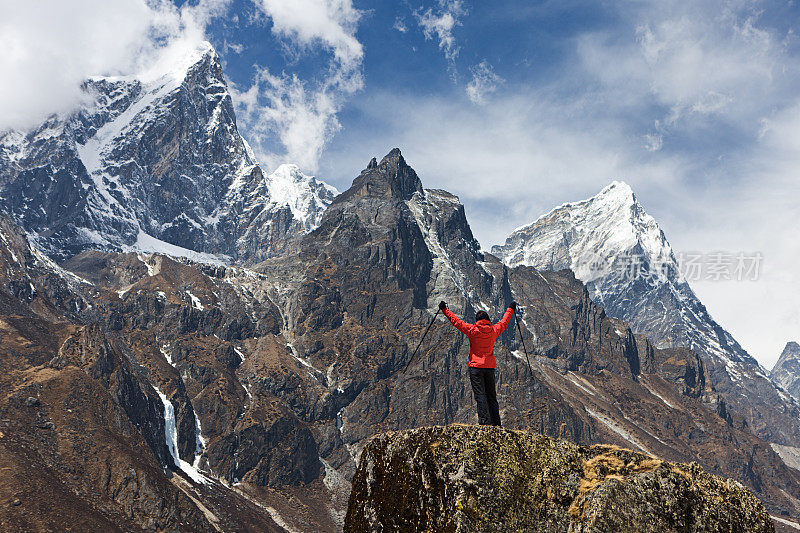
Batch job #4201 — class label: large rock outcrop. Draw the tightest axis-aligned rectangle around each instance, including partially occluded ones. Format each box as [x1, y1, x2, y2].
[346, 425, 774, 533]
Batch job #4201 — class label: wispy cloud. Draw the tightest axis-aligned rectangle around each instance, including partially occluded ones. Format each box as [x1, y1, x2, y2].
[253, 0, 363, 67]
[415, 0, 467, 63]
[0, 0, 230, 132]
[643, 133, 663, 152]
[222, 40, 246, 55]
[233, 0, 364, 171]
[465, 60, 504, 105]
[233, 70, 344, 174]
[393, 17, 408, 33]
[578, 1, 792, 140]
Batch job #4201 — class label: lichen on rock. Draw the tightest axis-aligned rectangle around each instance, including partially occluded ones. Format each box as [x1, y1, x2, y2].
[345, 424, 774, 532]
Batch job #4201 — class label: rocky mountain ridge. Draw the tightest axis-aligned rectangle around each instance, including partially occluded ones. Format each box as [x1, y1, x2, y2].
[1, 40, 799, 531]
[492, 182, 800, 448]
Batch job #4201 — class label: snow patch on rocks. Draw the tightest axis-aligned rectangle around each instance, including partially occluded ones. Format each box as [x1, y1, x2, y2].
[153, 384, 209, 484]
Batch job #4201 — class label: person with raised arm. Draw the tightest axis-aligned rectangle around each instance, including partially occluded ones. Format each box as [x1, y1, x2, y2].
[439, 301, 516, 427]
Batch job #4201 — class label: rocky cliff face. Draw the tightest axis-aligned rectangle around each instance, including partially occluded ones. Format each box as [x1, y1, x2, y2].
[246, 150, 800, 522]
[0, 42, 336, 263]
[492, 182, 800, 448]
[772, 342, 800, 402]
[0, 215, 289, 531]
[0, 211, 350, 531]
[2, 142, 800, 530]
[4, 148, 800, 530]
[345, 425, 775, 533]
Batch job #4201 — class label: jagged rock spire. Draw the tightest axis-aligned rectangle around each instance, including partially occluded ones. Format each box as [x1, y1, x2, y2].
[336, 148, 424, 204]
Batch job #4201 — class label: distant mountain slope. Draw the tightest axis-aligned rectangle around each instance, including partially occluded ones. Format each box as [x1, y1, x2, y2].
[492, 182, 800, 446]
[0, 42, 336, 263]
[772, 342, 800, 402]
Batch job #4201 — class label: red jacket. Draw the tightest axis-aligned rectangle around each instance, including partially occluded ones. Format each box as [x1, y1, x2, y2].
[443, 307, 514, 368]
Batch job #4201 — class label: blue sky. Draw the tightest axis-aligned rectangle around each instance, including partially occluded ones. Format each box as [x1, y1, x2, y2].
[193, 0, 800, 368]
[1, 0, 797, 367]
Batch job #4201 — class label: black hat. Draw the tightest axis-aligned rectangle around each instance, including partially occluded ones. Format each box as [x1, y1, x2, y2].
[475, 310, 490, 322]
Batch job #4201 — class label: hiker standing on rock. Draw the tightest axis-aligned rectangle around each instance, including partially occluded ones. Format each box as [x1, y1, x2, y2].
[439, 301, 516, 427]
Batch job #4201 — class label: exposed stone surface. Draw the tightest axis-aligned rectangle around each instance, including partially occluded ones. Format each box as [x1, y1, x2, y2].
[345, 425, 775, 533]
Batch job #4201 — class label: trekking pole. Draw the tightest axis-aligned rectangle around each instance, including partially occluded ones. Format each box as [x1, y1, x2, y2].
[403, 309, 440, 373]
[513, 306, 534, 375]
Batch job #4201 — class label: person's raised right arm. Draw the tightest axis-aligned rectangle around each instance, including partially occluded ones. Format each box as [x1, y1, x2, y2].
[440, 302, 473, 335]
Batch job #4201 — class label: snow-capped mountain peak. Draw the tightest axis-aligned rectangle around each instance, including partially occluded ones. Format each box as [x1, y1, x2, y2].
[497, 181, 676, 286]
[0, 41, 337, 263]
[596, 179, 634, 203]
[265, 164, 339, 231]
[493, 181, 800, 446]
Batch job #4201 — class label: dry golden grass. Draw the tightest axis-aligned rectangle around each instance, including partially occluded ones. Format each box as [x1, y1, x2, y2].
[569, 450, 665, 520]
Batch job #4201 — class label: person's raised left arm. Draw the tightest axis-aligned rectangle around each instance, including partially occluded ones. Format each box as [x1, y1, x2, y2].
[494, 302, 516, 335]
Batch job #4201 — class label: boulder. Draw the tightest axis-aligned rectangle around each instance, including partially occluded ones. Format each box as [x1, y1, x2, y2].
[345, 424, 774, 532]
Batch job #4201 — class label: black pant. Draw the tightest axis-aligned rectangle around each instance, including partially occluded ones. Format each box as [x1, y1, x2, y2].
[469, 367, 501, 426]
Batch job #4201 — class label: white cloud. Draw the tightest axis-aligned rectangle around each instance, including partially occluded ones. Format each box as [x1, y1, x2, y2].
[393, 17, 408, 33]
[233, 69, 342, 173]
[255, 0, 362, 67]
[222, 41, 246, 55]
[465, 61, 504, 105]
[415, 0, 467, 62]
[579, 1, 790, 134]
[0, 0, 229, 132]
[643, 132, 663, 151]
[235, 0, 364, 171]
[634, 14, 768, 123]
